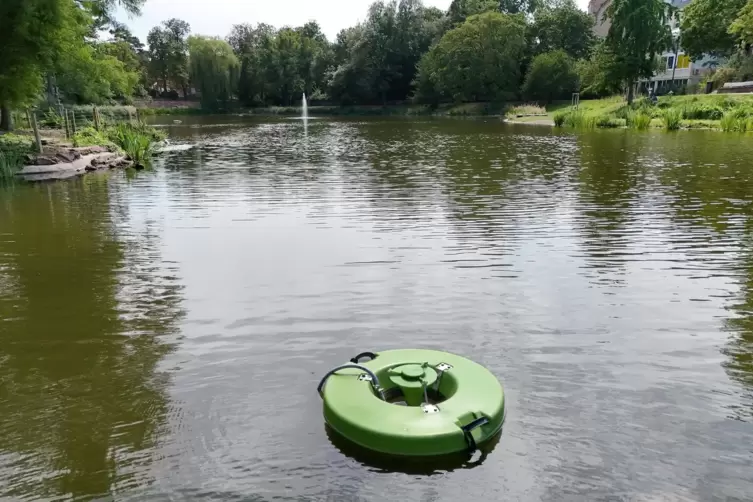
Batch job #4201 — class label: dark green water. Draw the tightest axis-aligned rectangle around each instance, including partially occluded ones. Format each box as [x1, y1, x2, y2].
[1, 117, 753, 501]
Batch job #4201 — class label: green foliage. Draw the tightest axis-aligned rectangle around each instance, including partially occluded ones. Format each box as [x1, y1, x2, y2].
[73, 122, 164, 163]
[0, 133, 34, 157]
[188, 36, 239, 111]
[527, 0, 595, 59]
[681, 103, 724, 120]
[577, 41, 623, 98]
[72, 126, 114, 148]
[447, 0, 498, 25]
[0, 150, 25, 180]
[0, 0, 74, 129]
[56, 43, 140, 104]
[680, 0, 746, 60]
[523, 50, 579, 103]
[662, 108, 682, 130]
[553, 111, 568, 127]
[99, 35, 149, 96]
[719, 106, 753, 131]
[414, 12, 526, 103]
[563, 110, 597, 129]
[720, 113, 740, 131]
[0, 133, 33, 180]
[595, 115, 622, 128]
[499, 0, 543, 14]
[108, 124, 155, 164]
[730, 0, 753, 47]
[606, 0, 672, 102]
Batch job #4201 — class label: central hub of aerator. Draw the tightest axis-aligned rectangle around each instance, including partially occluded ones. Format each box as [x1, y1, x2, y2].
[387, 363, 439, 406]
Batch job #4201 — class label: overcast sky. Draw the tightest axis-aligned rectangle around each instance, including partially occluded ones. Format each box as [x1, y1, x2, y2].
[122, 0, 592, 43]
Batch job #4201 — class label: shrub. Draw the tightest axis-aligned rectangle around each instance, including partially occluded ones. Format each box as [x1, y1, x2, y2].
[720, 112, 748, 132]
[662, 109, 682, 130]
[627, 111, 652, 130]
[522, 50, 579, 103]
[681, 103, 724, 120]
[107, 124, 160, 165]
[553, 111, 568, 127]
[508, 104, 546, 117]
[41, 109, 64, 128]
[564, 110, 597, 129]
[73, 127, 115, 149]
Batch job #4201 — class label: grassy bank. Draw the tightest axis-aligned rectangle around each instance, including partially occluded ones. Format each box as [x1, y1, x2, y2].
[132, 94, 753, 133]
[546, 94, 753, 132]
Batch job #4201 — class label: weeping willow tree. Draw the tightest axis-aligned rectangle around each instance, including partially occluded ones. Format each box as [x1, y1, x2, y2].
[188, 36, 239, 111]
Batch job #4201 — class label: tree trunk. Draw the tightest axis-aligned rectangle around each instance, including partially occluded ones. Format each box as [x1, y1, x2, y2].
[627, 81, 635, 105]
[0, 103, 13, 131]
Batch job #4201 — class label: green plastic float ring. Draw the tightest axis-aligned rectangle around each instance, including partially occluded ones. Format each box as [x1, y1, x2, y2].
[318, 349, 505, 457]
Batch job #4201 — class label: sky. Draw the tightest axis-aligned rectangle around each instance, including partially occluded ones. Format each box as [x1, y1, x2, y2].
[122, 0, 592, 43]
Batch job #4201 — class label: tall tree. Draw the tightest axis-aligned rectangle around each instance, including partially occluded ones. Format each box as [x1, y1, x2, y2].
[414, 12, 527, 103]
[103, 24, 149, 95]
[0, 0, 71, 130]
[147, 18, 190, 96]
[188, 36, 239, 111]
[606, 0, 672, 103]
[329, 0, 441, 105]
[528, 0, 595, 59]
[681, 0, 747, 60]
[228, 23, 275, 105]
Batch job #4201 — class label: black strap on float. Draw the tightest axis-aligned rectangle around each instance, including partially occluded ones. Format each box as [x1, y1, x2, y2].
[461, 416, 490, 452]
[350, 351, 377, 363]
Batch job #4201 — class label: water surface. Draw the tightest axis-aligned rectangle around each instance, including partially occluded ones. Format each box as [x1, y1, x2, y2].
[1, 117, 752, 501]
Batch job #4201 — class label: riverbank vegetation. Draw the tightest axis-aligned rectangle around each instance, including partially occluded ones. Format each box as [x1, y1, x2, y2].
[548, 94, 753, 131]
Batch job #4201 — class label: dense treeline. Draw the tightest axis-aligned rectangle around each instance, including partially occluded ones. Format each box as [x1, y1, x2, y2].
[3, 0, 753, 126]
[0, 0, 597, 123]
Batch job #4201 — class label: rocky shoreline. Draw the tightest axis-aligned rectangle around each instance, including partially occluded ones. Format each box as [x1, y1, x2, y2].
[18, 145, 140, 182]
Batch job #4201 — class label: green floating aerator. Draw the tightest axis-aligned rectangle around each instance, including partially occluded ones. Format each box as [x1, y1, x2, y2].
[318, 349, 505, 456]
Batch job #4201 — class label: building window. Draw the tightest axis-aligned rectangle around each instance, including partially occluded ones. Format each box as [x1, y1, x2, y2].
[677, 55, 690, 69]
[667, 55, 675, 70]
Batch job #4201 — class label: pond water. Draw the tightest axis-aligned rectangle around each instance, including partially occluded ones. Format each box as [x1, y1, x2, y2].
[1, 117, 753, 501]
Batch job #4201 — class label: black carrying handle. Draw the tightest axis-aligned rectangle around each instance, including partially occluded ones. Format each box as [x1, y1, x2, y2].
[461, 416, 490, 452]
[350, 351, 377, 363]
